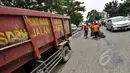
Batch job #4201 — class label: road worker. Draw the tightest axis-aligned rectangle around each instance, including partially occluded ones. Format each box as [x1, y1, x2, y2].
[93, 23, 100, 39]
[84, 24, 89, 38]
[90, 23, 95, 37]
[97, 21, 101, 26]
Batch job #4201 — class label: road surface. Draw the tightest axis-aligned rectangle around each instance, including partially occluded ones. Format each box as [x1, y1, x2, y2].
[51, 27, 130, 73]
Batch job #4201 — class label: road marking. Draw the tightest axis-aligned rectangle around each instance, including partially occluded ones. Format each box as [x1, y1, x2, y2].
[99, 49, 112, 66]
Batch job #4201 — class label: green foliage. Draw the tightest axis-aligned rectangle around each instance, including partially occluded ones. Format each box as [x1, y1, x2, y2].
[104, 0, 130, 17]
[87, 10, 102, 23]
[104, 0, 118, 17]
[0, 0, 85, 26]
[117, 0, 130, 16]
[70, 12, 83, 26]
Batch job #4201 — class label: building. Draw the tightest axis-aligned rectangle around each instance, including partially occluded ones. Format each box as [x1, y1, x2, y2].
[101, 11, 109, 19]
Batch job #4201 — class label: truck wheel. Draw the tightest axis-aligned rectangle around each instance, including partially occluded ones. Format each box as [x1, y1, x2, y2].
[62, 46, 70, 63]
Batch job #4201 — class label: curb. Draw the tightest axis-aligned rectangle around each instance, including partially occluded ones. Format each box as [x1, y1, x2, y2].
[69, 30, 81, 40]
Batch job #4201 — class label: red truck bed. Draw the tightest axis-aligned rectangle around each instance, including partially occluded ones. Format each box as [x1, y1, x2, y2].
[0, 6, 71, 73]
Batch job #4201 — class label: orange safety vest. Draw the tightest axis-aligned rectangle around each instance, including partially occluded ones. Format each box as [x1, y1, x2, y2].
[84, 25, 88, 31]
[93, 25, 99, 32]
[97, 22, 100, 26]
[90, 24, 94, 29]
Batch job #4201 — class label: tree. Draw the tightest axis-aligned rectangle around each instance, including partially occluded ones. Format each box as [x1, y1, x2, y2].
[62, 0, 85, 15]
[104, 0, 118, 17]
[70, 12, 83, 26]
[0, 0, 63, 11]
[104, 0, 130, 17]
[87, 10, 102, 23]
[0, 0, 85, 26]
[117, 0, 130, 16]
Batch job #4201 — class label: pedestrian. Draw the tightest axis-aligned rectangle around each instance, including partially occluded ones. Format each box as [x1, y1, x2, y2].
[90, 23, 94, 37]
[93, 23, 100, 39]
[84, 24, 89, 38]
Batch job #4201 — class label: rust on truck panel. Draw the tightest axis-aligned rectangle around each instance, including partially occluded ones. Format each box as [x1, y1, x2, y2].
[0, 42, 33, 69]
[0, 15, 29, 48]
[0, 52, 33, 73]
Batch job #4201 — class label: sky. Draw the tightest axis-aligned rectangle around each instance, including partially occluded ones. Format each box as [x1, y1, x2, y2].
[76, 0, 122, 20]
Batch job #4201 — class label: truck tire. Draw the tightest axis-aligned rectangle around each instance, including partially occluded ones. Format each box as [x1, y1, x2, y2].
[62, 46, 70, 63]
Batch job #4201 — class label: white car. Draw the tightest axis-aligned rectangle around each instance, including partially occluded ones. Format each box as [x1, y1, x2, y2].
[106, 16, 130, 31]
[71, 24, 77, 31]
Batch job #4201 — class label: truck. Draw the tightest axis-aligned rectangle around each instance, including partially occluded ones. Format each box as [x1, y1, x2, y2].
[0, 6, 72, 73]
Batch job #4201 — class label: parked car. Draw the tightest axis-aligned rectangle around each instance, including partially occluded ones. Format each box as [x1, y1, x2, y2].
[79, 23, 85, 27]
[106, 16, 130, 31]
[77, 27, 82, 30]
[127, 16, 130, 20]
[71, 24, 77, 31]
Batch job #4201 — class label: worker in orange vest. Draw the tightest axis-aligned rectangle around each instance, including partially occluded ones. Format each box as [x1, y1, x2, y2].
[97, 21, 101, 26]
[84, 24, 89, 38]
[90, 23, 95, 37]
[93, 23, 100, 39]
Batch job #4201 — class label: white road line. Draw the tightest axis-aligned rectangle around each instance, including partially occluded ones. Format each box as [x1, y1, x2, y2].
[69, 31, 81, 40]
[99, 49, 112, 66]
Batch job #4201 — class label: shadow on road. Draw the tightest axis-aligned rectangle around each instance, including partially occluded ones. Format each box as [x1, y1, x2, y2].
[107, 29, 130, 33]
[51, 51, 73, 73]
[51, 62, 66, 73]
